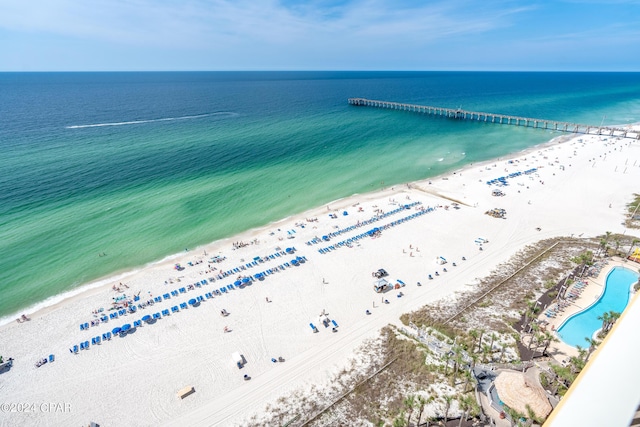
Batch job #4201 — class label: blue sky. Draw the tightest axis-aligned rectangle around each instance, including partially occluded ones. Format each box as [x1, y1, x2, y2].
[0, 0, 638, 71]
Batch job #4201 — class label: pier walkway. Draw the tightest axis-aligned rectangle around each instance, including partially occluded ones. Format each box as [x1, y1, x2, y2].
[348, 98, 640, 140]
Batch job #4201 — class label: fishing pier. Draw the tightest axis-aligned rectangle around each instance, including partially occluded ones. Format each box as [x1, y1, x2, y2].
[348, 98, 640, 140]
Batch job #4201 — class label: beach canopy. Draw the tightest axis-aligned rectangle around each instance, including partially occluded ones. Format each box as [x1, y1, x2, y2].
[286, 247, 294, 253]
[291, 259, 299, 265]
[112, 327, 122, 334]
[242, 277, 250, 283]
[234, 280, 241, 286]
[494, 371, 552, 420]
[142, 315, 152, 322]
[121, 324, 131, 332]
[188, 298, 196, 305]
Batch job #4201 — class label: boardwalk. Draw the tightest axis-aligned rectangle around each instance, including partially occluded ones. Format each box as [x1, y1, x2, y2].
[348, 98, 640, 140]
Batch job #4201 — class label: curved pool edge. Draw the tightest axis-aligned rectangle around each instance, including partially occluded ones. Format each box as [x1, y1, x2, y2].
[556, 265, 638, 347]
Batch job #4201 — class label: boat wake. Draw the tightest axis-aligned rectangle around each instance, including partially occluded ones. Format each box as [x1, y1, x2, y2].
[66, 112, 237, 129]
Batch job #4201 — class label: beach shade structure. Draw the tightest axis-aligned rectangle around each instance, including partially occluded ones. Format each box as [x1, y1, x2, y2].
[493, 371, 552, 420]
[322, 235, 330, 241]
[142, 314, 152, 322]
[234, 280, 242, 287]
[121, 324, 132, 333]
[188, 298, 197, 306]
[285, 247, 294, 253]
[112, 327, 122, 335]
[291, 259, 299, 266]
[242, 277, 251, 284]
[296, 256, 305, 263]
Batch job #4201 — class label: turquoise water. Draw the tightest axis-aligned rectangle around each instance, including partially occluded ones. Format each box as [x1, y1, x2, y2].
[1, 71, 640, 321]
[557, 266, 639, 347]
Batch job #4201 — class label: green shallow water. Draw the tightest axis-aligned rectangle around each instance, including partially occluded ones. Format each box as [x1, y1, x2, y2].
[1, 71, 639, 321]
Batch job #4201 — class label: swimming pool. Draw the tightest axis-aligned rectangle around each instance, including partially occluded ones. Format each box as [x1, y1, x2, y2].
[557, 266, 638, 347]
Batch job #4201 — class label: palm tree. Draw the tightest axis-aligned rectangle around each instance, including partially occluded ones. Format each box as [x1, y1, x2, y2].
[393, 411, 407, 427]
[625, 238, 639, 258]
[468, 329, 479, 353]
[476, 328, 485, 353]
[443, 352, 451, 376]
[451, 347, 464, 385]
[482, 343, 493, 363]
[584, 337, 599, 363]
[489, 332, 498, 351]
[457, 394, 473, 427]
[598, 312, 611, 333]
[541, 331, 558, 355]
[442, 395, 454, 426]
[403, 395, 416, 426]
[415, 395, 432, 427]
[462, 369, 476, 393]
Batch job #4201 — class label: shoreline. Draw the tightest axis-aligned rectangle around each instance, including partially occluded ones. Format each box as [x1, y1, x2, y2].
[0, 130, 584, 328]
[1, 127, 639, 426]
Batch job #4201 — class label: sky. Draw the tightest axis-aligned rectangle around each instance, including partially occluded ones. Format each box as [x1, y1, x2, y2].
[0, 0, 639, 71]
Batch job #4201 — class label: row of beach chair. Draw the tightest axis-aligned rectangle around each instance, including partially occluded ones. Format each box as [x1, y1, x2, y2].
[317, 207, 435, 254]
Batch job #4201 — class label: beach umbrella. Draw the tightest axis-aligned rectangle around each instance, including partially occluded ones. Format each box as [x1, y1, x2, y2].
[285, 247, 294, 253]
[322, 235, 329, 241]
[112, 327, 122, 334]
[291, 259, 299, 265]
[142, 315, 152, 322]
[242, 277, 250, 284]
[121, 324, 131, 332]
[234, 280, 242, 287]
[188, 298, 196, 305]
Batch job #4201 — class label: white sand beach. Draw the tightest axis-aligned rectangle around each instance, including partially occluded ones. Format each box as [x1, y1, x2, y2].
[1, 131, 639, 426]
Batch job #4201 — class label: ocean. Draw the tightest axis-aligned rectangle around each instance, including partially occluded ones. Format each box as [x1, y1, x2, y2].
[1, 71, 639, 322]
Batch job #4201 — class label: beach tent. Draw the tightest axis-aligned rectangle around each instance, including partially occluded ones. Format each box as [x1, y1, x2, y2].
[373, 278, 390, 293]
[494, 371, 552, 420]
[231, 352, 244, 368]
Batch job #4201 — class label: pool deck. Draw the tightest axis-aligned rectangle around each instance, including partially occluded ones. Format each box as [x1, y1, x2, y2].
[538, 257, 637, 362]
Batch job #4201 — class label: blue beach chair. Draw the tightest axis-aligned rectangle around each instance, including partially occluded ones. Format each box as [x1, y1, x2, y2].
[179, 302, 187, 310]
[162, 309, 170, 316]
[171, 306, 179, 313]
[153, 312, 161, 320]
[163, 293, 171, 300]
